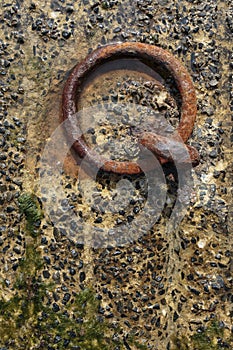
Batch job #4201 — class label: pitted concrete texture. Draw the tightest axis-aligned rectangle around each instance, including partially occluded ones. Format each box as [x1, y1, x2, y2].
[0, 1, 232, 349]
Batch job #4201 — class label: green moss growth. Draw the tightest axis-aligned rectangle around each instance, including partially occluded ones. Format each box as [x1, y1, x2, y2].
[18, 193, 43, 236]
[191, 321, 224, 350]
[0, 193, 147, 348]
[36, 288, 146, 349]
[0, 242, 50, 345]
[37, 288, 120, 350]
[172, 320, 233, 350]
[1, 275, 146, 349]
[1, 283, 142, 349]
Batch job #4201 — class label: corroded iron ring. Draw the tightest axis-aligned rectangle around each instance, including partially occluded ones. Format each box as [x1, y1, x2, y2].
[62, 42, 197, 174]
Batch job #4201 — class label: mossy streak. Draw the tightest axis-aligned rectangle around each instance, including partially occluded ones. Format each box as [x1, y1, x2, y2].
[18, 192, 43, 237]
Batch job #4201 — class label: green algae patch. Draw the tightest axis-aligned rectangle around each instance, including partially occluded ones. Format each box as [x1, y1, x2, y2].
[0, 239, 51, 345]
[37, 288, 114, 349]
[0, 283, 146, 349]
[36, 287, 147, 349]
[18, 192, 43, 237]
[191, 320, 232, 350]
[172, 320, 233, 350]
[0, 242, 146, 349]
[1, 192, 147, 349]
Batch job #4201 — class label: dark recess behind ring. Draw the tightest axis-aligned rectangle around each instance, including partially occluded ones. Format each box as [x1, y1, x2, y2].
[75, 52, 182, 111]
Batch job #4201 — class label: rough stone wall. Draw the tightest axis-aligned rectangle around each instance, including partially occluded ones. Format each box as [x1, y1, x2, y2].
[0, 0, 232, 349]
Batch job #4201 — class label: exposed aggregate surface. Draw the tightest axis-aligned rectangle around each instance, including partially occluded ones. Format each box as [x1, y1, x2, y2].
[0, 0, 232, 349]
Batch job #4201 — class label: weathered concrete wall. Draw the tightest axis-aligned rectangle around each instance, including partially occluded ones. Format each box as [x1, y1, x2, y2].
[0, 0, 232, 349]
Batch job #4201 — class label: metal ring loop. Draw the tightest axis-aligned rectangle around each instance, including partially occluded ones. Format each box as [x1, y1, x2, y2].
[62, 42, 197, 174]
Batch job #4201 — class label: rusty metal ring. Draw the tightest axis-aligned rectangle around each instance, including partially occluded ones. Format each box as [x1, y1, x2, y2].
[62, 42, 197, 174]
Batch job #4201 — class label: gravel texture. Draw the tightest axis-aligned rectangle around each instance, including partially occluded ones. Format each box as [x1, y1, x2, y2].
[0, 0, 232, 349]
